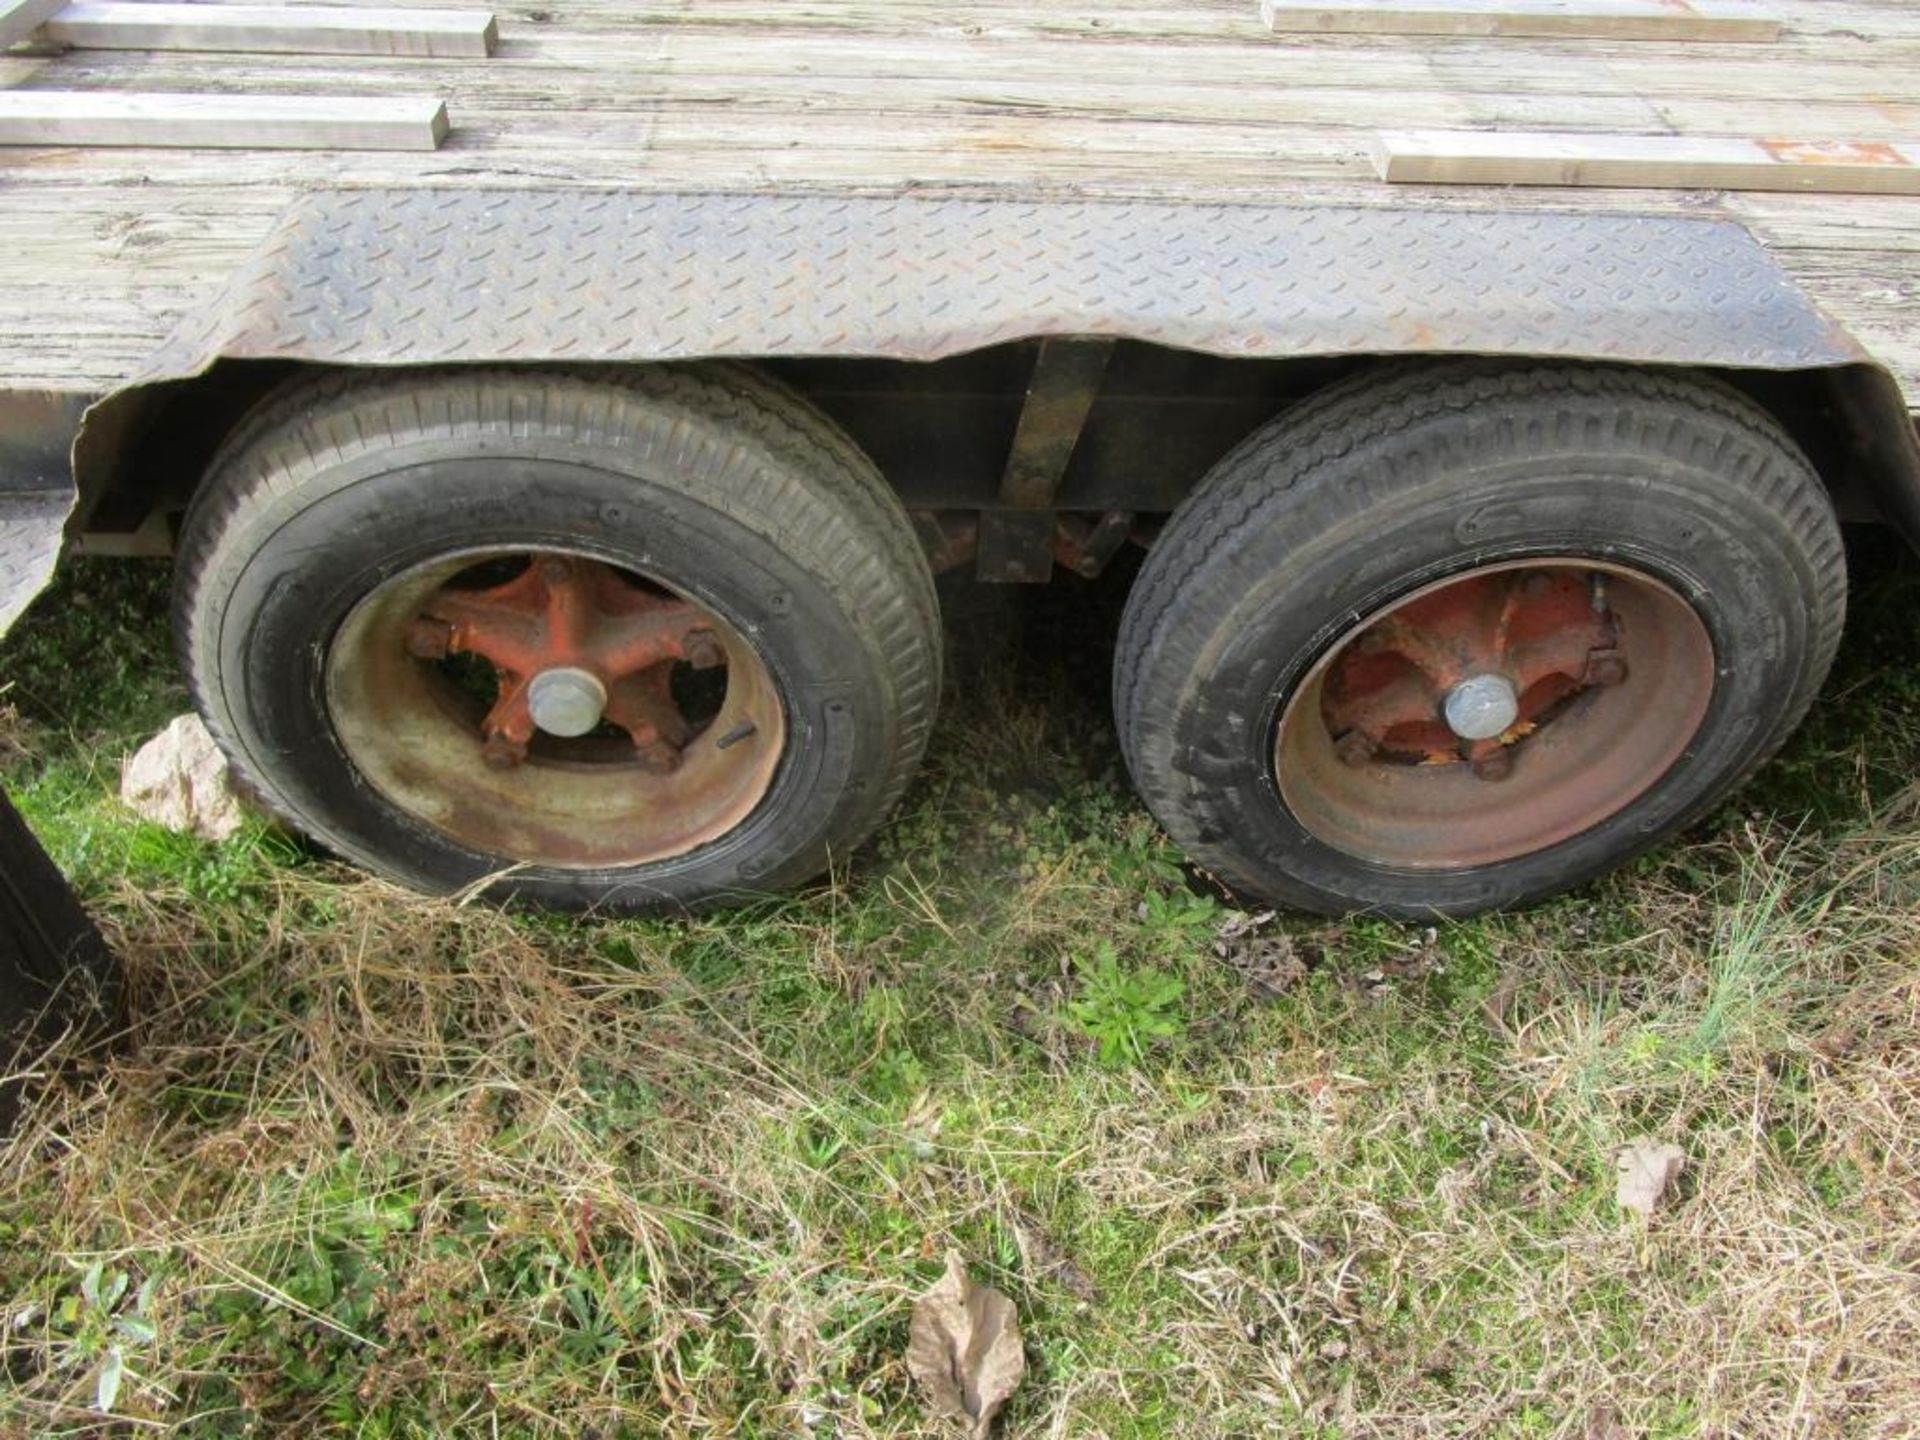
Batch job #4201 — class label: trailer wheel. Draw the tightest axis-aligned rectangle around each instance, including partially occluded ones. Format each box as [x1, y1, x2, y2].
[1114, 363, 1846, 918]
[174, 366, 940, 910]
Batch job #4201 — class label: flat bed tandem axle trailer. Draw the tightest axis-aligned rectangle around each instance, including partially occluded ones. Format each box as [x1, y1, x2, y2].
[1, 0, 1918, 917]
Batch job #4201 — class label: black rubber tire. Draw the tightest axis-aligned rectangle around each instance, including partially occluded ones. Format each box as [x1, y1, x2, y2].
[1, 785, 119, 1134]
[1114, 362, 1847, 918]
[173, 365, 941, 910]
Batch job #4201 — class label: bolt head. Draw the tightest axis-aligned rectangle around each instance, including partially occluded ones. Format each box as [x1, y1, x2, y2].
[406, 618, 453, 660]
[684, 631, 726, 670]
[1335, 731, 1376, 769]
[635, 739, 683, 774]
[481, 733, 526, 771]
[1472, 748, 1514, 782]
[1587, 654, 1630, 688]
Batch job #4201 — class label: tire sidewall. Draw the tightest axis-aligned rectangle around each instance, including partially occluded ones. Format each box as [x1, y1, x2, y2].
[1142, 453, 1825, 915]
[200, 444, 893, 907]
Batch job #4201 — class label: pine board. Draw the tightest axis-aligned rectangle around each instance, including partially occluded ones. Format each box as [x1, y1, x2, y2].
[43, 3, 498, 58]
[1375, 130, 1920, 194]
[1260, 0, 1781, 42]
[0, 90, 450, 149]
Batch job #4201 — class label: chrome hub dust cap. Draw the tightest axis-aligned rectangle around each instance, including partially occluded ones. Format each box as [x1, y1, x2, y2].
[1443, 673, 1520, 742]
[527, 666, 608, 738]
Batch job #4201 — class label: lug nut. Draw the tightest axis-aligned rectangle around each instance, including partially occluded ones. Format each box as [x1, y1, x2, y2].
[1472, 748, 1513, 782]
[635, 739, 683, 774]
[1587, 654, 1629, 688]
[481, 733, 527, 771]
[684, 631, 726, 670]
[1335, 731, 1377, 769]
[406, 618, 454, 660]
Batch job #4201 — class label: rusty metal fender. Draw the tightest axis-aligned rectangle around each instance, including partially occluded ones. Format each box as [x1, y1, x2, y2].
[5, 187, 1918, 642]
[0, 392, 92, 638]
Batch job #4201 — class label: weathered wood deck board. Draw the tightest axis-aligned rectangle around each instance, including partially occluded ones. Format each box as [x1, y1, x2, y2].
[1375, 132, 1920, 194]
[43, 3, 499, 59]
[1261, 0, 1782, 42]
[0, 0, 1913, 404]
[0, 0, 62, 48]
[0, 91, 451, 150]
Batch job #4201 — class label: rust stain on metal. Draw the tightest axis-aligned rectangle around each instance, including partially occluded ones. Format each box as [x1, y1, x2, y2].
[325, 547, 786, 871]
[421, 555, 705, 774]
[1049, 509, 1134, 579]
[999, 337, 1115, 510]
[1760, 139, 1908, 168]
[1321, 568, 1615, 767]
[912, 511, 980, 576]
[1274, 560, 1716, 870]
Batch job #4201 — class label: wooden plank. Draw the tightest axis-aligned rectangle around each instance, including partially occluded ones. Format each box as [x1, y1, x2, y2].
[43, 3, 498, 58]
[1261, 0, 1781, 42]
[0, 0, 63, 46]
[0, 91, 450, 150]
[1374, 130, 1920, 193]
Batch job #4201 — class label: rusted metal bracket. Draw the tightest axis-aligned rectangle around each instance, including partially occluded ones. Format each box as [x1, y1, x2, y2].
[979, 336, 1115, 582]
[1051, 509, 1134, 578]
[976, 510, 1058, 584]
[997, 336, 1115, 509]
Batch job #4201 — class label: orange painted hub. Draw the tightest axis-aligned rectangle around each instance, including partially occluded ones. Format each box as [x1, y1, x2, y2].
[1321, 568, 1620, 770]
[411, 556, 718, 772]
[326, 547, 787, 870]
[1274, 559, 1717, 870]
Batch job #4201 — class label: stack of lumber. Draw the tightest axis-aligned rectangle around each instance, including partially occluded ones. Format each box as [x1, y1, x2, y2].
[0, 0, 494, 150]
[1264, 0, 1919, 195]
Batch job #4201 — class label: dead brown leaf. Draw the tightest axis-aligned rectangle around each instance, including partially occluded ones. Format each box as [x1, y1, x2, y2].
[907, 1251, 1026, 1438]
[1215, 911, 1306, 998]
[1615, 1140, 1686, 1219]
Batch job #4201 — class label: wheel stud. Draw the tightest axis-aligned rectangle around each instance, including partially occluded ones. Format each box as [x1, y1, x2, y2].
[1336, 731, 1376, 769]
[635, 739, 683, 774]
[1586, 652, 1629, 687]
[684, 631, 726, 670]
[481, 733, 527, 771]
[1472, 748, 1513, 782]
[406, 618, 454, 660]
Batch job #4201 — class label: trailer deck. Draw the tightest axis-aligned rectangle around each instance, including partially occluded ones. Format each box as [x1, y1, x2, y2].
[0, 0, 1917, 403]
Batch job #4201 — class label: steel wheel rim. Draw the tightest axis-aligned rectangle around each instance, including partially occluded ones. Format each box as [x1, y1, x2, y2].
[1273, 558, 1715, 870]
[326, 547, 786, 871]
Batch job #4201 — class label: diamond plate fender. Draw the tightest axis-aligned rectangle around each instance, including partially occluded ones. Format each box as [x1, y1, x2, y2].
[0, 392, 90, 642]
[7, 188, 1917, 643]
[131, 189, 1865, 377]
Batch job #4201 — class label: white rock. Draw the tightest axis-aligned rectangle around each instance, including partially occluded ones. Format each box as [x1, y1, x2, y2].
[1615, 1139, 1687, 1220]
[120, 713, 248, 842]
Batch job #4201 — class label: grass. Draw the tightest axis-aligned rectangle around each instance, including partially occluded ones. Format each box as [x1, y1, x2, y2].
[1, 538, 1918, 1437]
